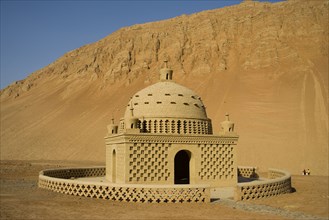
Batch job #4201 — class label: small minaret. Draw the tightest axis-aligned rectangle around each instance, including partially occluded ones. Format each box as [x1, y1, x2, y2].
[107, 116, 118, 135]
[125, 102, 139, 131]
[159, 60, 173, 81]
[220, 113, 235, 134]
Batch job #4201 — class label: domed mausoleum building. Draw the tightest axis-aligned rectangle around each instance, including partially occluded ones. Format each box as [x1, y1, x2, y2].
[105, 61, 238, 187]
[39, 61, 292, 203]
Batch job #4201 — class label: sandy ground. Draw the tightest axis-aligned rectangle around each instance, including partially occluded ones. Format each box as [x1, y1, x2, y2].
[0, 161, 328, 220]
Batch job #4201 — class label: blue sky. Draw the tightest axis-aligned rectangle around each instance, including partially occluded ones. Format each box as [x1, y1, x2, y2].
[0, 0, 283, 89]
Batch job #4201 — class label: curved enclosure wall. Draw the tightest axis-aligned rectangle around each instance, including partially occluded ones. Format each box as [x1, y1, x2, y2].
[42, 167, 105, 179]
[237, 166, 259, 178]
[39, 167, 210, 203]
[39, 167, 291, 202]
[235, 167, 292, 201]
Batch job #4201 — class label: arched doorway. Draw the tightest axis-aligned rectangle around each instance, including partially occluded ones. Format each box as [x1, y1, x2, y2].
[174, 150, 190, 184]
[112, 150, 116, 183]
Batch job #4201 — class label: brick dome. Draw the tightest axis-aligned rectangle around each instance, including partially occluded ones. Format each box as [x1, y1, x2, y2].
[121, 63, 213, 135]
[124, 81, 208, 120]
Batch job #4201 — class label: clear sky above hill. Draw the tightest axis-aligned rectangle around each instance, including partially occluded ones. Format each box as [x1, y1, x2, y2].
[0, 0, 283, 89]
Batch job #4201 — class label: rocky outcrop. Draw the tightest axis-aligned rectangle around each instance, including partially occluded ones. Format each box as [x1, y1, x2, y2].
[2, 0, 327, 99]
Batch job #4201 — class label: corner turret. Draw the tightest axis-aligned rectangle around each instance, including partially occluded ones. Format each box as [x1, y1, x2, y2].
[220, 113, 235, 134]
[124, 102, 140, 133]
[107, 117, 118, 135]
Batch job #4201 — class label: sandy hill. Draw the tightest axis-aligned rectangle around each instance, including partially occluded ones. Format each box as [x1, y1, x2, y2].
[1, 0, 328, 175]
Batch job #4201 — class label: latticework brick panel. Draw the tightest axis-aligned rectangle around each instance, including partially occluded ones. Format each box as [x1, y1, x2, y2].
[39, 167, 210, 203]
[237, 166, 258, 178]
[43, 167, 105, 179]
[199, 144, 235, 180]
[235, 169, 291, 201]
[128, 143, 170, 183]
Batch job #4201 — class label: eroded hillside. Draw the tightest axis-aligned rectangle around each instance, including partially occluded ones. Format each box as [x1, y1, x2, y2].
[1, 0, 328, 175]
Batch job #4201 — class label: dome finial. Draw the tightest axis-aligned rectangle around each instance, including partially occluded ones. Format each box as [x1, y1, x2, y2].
[225, 113, 230, 121]
[164, 59, 168, 68]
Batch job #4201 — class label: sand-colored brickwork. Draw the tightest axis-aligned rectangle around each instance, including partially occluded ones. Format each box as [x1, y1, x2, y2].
[38, 166, 292, 203]
[39, 167, 210, 203]
[199, 144, 235, 180]
[237, 166, 258, 178]
[128, 143, 170, 183]
[105, 133, 238, 187]
[236, 168, 291, 201]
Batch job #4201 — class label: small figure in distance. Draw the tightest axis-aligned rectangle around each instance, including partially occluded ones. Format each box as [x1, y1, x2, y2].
[302, 169, 306, 175]
[306, 169, 311, 175]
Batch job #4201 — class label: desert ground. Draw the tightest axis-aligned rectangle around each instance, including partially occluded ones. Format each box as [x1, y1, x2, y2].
[0, 160, 327, 220]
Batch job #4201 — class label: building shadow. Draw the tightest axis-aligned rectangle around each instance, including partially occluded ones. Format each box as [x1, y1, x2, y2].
[238, 176, 259, 183]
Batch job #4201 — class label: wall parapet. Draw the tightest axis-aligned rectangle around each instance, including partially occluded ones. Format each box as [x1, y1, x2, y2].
[41, 167, 106, 179]
[237, 166, 258, 178]
[39, 167, 210, 203]
[268, 168, 287, 179]
[105, 133, 238, 145]
[235, 168, 291, 201]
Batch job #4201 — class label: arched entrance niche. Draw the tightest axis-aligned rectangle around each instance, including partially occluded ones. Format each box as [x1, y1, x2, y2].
[112, 150, 116, 183]
[174, 150, 191, 184]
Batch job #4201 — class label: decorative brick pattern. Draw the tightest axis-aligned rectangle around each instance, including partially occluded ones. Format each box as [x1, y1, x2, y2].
[268, 169, 286, 179]
[235, 168, 291, 201]
[128, 143, 170, 183]
[199, 144, 235, 180]
[39, 167, 210, 203]
[237, 166, 258, 178]
[43, 167, 105, 179]
[125, 135, 238, 145]
[137, 119, 213, 135]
